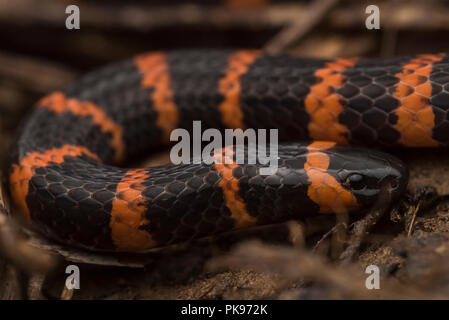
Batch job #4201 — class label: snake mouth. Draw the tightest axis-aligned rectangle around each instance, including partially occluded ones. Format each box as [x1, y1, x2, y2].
[383, 176, 403, 199]
[364, 148, 409, 200]
[380, 160, 409, 202]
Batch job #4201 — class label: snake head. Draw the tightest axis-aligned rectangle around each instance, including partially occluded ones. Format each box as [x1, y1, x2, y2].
[276, 142, 408, 216]
[326, 146, 409, 212]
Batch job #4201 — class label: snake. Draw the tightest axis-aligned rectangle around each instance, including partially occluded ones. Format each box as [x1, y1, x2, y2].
[10, 49, 449, 252]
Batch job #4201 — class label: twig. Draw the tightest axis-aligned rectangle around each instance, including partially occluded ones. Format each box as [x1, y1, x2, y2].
[0, 51, 76, 94]
[338, 207, 386, 264]
[407, 202, 421, 237]
[264, 0, 340, 54]
[338, 179, 395, 265]
[0, 211, 59, 275]
[60, 286, 74, 300]
[312, 222, 346, 253]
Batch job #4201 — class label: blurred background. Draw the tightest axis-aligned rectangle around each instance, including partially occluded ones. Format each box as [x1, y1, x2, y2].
[2, 0, 449, 154]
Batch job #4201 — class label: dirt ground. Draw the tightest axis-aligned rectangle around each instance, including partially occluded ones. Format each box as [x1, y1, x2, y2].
[2, 0, 449, 300]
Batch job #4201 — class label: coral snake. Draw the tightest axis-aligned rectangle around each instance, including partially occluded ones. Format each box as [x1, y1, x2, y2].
[10, 49, 449, 252]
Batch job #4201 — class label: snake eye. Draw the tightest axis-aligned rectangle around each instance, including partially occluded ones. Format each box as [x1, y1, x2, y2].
[346, 173, 365, 190]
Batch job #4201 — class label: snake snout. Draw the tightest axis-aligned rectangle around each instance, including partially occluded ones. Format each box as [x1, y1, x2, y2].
[382, 157, 409, 200]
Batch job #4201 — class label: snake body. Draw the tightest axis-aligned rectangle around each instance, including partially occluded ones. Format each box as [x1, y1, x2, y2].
[12, 49, 449, 252]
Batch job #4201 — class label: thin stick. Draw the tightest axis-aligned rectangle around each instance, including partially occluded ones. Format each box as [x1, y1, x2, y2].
[407, 202, 421, 237]
[264, 0, 340, 54]
[312, 222, 346, 253]
[339, 181, 393, 264]
[0, 51, 76, 94]
[60, 286, 74, 300]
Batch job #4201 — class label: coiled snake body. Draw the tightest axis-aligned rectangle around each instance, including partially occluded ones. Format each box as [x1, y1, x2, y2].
[12, 49, 449, 252]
